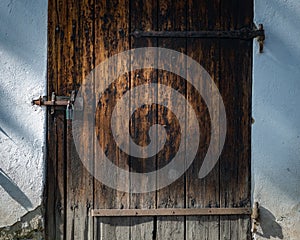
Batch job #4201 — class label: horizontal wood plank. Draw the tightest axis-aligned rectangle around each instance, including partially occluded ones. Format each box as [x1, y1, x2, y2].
[92, 208, 251, 217]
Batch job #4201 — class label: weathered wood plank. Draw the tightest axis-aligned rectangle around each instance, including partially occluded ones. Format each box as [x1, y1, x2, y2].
[129, 0, 158, 239]
[156, 0, 186, 239]
[55, 114, 66, 240]
[92, 208, 251, 216]
[64, 0, 95, 239]
[44, 115, 57, 239]
[45, 112, 66, 240]
[45, 3, 65, 233]
[186, 216, 219, 240]
[219, 0, 253, 239]
[218, 39, 252, 240]
[220, 215, 251, 240]
[46, 0, 69, 238]
[186, 0, 220, 239]
[93, 0, 130, 239]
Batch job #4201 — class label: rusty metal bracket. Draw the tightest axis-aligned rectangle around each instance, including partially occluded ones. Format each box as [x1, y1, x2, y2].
[256, 24, 265, 53]
[32, 91, 75, 115]
[91, 208, 252, 217]
[251, 202, 260, 234]
[131, 24, 265, 53]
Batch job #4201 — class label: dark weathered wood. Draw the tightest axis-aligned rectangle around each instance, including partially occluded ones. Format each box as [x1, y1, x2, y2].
[63, 1, 95, 239]
[93, 0, 130, 239]
[218, 41, 252, 239]
[129, 0, 158, 238]
[156, 1, 186, 239]
[45, 112, 66, 240]
[44, 115, 56, 239]
[46, 0, 68, 239]
[185, 1, 221, 239]
[44, 5, 63, 234]
[46, 1, 94, 239]
[46, 0, 253, 239]
[219, 0, 253, 239]
[92, 208, 251, 216]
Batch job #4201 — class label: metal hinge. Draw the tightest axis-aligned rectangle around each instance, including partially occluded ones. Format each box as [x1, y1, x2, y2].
[32, 91, 75, 119]
[131, 24, 265, 53]
[251, 202, 260, 234]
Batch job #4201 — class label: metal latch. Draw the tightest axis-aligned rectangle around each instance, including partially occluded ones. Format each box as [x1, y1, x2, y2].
[32, 91, 75, 118]
[131, 24, 265, 53]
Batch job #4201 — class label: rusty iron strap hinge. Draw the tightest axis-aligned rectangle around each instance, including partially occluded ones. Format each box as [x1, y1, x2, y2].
[131, 24, 265, 53]
[32, 91, 75, 119]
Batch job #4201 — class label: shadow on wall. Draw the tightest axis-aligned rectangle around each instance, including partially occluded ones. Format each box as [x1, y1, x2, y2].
[0, 126, 14, 143]
[256, 206, 283, 239]
[0, 168, 33, 210]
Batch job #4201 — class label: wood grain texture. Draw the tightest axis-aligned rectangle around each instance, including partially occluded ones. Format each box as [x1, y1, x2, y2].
[129, 0, 158, 238]
[185, 0, 220, 239]
[45, 112, 66, 240]
[65, 1, 94, 239]
[219, 0, 253, 239]
[155, 0, 186, 239]
[46, 0, 253, 239]
[46, 0, 69, 238]
[93, 0, 130, 239]
[46, 0, 95, 239]
[92, 208, 251, 216]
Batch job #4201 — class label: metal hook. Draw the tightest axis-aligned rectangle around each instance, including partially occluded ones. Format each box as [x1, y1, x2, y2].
[257, 24, 265, 53]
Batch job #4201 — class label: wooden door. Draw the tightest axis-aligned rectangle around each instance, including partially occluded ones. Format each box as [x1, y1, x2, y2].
[45, 0, 252, 239]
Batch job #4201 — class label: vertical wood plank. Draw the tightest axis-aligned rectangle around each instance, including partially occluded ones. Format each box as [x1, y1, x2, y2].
[64, 0, 95, 239]
[94, 0, 130, 239]
[46, 0, 69, 238]
[45, 0, 65, 231]
[156, 0, 186, 239]
[56, 114, 66, 240]
[186, 0, 220, 239]
[219, 39, 252, 240]
[44, 115, 57, 239]
[130, 0, 158, 239]
[45, 113, 66, 240]
[219, 1, 253, 239]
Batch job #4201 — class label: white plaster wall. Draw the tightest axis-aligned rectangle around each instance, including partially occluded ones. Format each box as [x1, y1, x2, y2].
[0, 0, 47, 227]
[253, 0, 300, 239]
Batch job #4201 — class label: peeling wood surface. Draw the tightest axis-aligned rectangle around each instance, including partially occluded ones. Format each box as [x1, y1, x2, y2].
[46, 0, 253, 239]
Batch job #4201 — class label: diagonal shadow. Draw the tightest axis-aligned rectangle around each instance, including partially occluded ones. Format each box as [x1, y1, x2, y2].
[0, 126, 10, 139]
[256, 206, 284, 239]
[0, 168, 33, 210]
[0, 126, 15, 143]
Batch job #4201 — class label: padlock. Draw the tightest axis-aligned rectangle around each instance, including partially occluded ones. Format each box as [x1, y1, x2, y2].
[66, 101, 74, 120]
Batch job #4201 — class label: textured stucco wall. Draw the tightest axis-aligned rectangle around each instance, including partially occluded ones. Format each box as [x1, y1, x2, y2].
[0, 0, 47, 228]
[253, 0, 300, 239]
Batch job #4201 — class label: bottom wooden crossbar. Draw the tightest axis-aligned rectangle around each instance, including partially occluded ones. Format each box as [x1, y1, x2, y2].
[91, 208, 251, 217]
